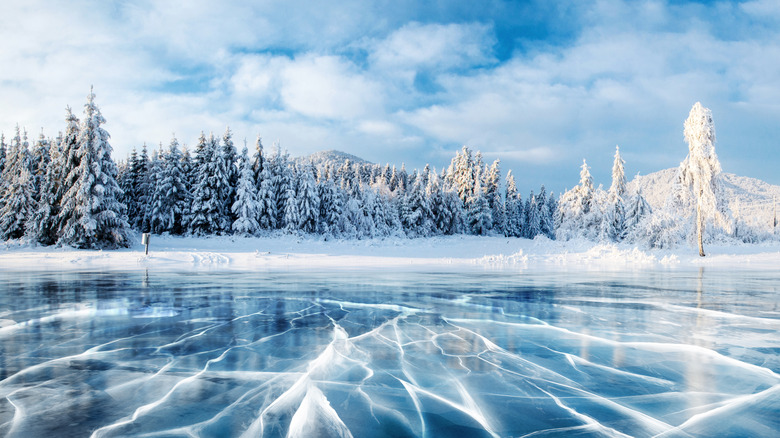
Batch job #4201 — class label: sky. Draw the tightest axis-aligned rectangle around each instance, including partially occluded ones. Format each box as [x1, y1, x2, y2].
[1, 0, 779, 194]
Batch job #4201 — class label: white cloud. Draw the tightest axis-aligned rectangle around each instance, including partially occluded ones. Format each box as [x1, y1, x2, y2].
[369, 22, 495, 71]
[279, 54, 383, 120]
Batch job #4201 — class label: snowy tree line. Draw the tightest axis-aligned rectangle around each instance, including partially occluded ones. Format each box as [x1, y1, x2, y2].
[0, 90, 561, 248]
[114, 140, 559, 241]
[0, 96, 771, 250]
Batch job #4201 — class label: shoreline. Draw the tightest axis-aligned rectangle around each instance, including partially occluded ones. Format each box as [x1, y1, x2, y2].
[2, 233, 780, 273]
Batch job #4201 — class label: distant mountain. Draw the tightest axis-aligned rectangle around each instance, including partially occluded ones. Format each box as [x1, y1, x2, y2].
[295, 150, 372, 168]
[628, 168, 780, 226]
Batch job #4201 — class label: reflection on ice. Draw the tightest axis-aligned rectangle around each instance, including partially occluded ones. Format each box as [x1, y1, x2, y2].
[0, 268, 778, 437]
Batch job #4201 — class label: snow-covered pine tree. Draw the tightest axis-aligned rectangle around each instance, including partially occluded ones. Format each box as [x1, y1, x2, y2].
[353, 185, 377, 239]
[0, 133, 6, 177]
[439, 183, 464, 235]
[0, 126, 35, 240]
[364, 189, 387, 237]
[398, 163, 408, 194]
[124, 146, 145, 229]
[296, 165, 320, 234]
[419, 164, 431, 190]
[220, 127, 238, 228]
[623, 187, 652, 241]
[339, 195, 362, 239]
[29, 131, 64, 245]
[0, 134, 5, 214]
[601, 146, 627, 242]
[209, 131, 234, 234]
[317, 179, 341, 237]
[448, 146, 475, 205]
[526, 191, 543, 238]
[151, 137, 190, 234]
[485, 159, 505, 234]
[676, 102, 730, 256]
[118, 148, 137, 221]
[426, 172, 445, 235]
[49, 108, 80, 236]
[30, 132, 50, 206]
[504, 170, 522, 237]
[546, 192, 557, 239]
[256, 162, 277, 231]
[280, 161, 299, 233]
[388, 165, 399, 192]
[252, 134, 264, 186]
[467, 166, 492, 235]
[270, 147, 291, 229]
[189, 133, 220, 235]
[537, 185, 554, 239]
[578, 159, 595, 215]
[402, 174, 433, 237]
[57, 89, 131, 248]
[555, 159, 600, 240]
[231, 146, 260, 236]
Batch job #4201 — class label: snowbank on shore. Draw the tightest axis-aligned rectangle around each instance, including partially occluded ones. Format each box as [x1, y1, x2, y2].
[1, 233, 780, 272]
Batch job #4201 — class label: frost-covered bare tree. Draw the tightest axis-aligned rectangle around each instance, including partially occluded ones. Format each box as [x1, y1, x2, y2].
[674, 102, 730, 256]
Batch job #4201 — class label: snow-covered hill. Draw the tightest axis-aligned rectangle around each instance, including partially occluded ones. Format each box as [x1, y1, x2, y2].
[628, 168, 780, 228]
[295, 150, 372, 168]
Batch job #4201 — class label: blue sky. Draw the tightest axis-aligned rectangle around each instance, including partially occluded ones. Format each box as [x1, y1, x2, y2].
[2, 0, 779, 194]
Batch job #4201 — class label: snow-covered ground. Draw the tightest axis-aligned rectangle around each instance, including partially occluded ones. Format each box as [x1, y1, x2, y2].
[2, 232, 780, 272]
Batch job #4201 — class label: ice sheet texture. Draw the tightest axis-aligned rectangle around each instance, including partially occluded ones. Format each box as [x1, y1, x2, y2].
[0, 268, 778, 437]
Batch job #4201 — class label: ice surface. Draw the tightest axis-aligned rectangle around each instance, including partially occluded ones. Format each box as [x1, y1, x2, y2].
[0, 268, 778, 437]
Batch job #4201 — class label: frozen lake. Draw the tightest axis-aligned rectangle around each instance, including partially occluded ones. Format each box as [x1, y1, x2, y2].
[0, 267, 778, 437]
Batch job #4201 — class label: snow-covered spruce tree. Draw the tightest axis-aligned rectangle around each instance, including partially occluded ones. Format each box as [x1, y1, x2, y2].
[401, 174, 433, 237]
[363, 189, 387, 237]
[220, 127, 238, 228]
[0, 133, 6, 176]
[398, 164, 409, 194]
[537, 185, 554, 239]
[57, 89, 131, 249]
[467, 166, 492, 235]
[231, 146, 261, 236]
[297, 165, 320, 234]
[126, 145, 149, 229]
[146, 147, 164, 233]
[280, 162, 299, 234]
[208, 131, 235, 234]
[31, 132, 50, 206]
[150, 137, 190, 234]
[439, 183, 464, 235]
[317, 178, 341, 237]
[388, 165, 400, 192]
[118, 148, 137, 221]
[426, 172, 446, 235]
[252, 135, 264, 189]
[256, 162, 277, 231]
[189, 133, 220, 235]
[269, 148, 291, 229]
[485, 159, 505, 234]
[137, 143, 156, 232]
[555, 159, 601, 240]
[525, 191, 542, 238]
[601, 146, 627, 242]
[29, 131, 64, 245]
[49, 108, 81, 236]
[0, 126, 35, 240]
[672, 102, 730, 256]
[504, 170, 523, 237]
[623, 187, 652, 242]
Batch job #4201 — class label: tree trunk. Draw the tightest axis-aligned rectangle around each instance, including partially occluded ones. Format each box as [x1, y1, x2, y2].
[697, 201, 705, 257]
